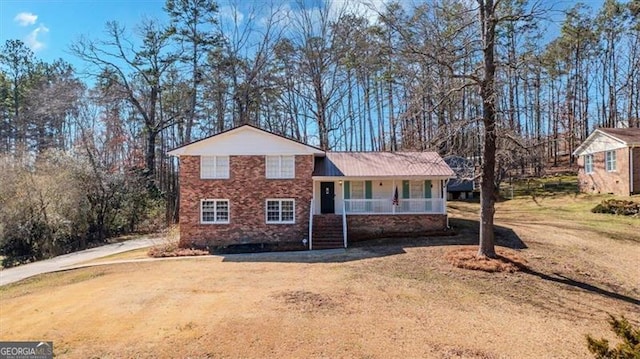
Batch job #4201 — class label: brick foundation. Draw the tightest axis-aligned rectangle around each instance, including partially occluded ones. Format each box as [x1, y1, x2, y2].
[179, 155, 314, 248]
[346, 214, 448, 241]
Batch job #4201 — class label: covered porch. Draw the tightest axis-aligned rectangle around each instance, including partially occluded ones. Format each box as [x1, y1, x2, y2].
[308, 152, 455, 250]
[312, 178, 447, 215]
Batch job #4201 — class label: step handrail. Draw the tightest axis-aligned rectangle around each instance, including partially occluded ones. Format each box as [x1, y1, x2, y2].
[308, 199, 313, 250]
[342, 201, 347, 248]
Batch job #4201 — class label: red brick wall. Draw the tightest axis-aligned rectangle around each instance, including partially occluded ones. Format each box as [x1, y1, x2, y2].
[178, 155, 314, 248]
[577, 147, 630, 196]
[346, 214, 447, 241]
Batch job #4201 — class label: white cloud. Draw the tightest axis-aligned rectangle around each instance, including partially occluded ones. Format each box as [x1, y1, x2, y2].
[219, 5, 244, 23]
[330, 0, 389, 24]
[14, 12, 38, 26]
[25, 24, 49, 51]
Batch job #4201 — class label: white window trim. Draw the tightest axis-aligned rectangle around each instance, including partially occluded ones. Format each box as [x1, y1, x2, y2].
[605, 151, 617, 172]
[200, 156, 230, 179]
[200, 199, 230, 224]
[265, 199, 296, 224]
[265, 155, 295, 179]
[585, 154, 594, 174]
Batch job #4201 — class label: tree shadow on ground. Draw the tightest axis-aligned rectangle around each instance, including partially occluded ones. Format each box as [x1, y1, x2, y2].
[221, 218, 526, 264]
[521, 268, 640, 306]
[479, 246, 640, 307]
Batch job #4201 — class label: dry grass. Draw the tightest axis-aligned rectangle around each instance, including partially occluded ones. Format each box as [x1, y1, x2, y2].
[1, 193, 639, 358]
[445, 247, 527, 273]
[146, 242, 209, 258]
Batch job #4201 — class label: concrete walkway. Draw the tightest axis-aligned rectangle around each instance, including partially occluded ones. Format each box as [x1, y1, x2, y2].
[0, 236, 160, 286]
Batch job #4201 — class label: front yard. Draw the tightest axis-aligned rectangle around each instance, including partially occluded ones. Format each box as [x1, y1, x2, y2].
[0, 193, 638, 358]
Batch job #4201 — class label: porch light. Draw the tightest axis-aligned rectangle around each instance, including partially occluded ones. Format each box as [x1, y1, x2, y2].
[379, 182, 383, 186]
[338, 180, 342, 185]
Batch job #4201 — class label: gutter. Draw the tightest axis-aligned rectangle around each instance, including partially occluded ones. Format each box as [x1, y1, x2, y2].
[631, 145, 639, 195]
[444, 179, 451, 229]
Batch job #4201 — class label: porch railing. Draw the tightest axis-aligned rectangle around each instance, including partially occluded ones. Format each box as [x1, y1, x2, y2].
[344, 198, 445, 214]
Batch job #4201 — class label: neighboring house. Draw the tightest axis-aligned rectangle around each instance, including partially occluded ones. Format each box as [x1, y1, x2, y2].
[168, 124, 455, 251]
[444, 156, 476, 200]
[573, 128, 640, 196]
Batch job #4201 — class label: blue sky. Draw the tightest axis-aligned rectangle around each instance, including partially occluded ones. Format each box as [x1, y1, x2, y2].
[1, 1, 170, 63]
[1, 0, 609, 69]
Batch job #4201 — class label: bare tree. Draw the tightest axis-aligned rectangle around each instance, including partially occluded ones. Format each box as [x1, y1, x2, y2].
[71, 19, 178, 183]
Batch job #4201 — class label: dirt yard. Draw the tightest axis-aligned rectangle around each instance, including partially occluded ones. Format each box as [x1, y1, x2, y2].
[1, 194, 638, 358]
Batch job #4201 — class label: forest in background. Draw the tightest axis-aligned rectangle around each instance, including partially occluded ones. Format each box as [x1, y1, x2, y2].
[0, 0, 639, 265]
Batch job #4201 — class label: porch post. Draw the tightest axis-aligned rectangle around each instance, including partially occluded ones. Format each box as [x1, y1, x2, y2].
[392, 179, 396, 214]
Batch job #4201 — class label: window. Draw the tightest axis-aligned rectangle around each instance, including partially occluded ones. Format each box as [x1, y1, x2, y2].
[201, 156, 229, 179]
[584, 154, 594, 174]
[605, 151, 616, 172]
[266, 155, 295, 178]
[266, 199, 295, 224]
[201, 199, 229, 224]
[410, 180, 424, 198]
[351, 181, 364, 199]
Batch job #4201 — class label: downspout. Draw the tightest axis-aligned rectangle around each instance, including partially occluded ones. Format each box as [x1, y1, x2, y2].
[342, 179, 347, 248]
[631, 145, 638, 195]
[444, 179, 450, 229]
[631, 147, 634, 195]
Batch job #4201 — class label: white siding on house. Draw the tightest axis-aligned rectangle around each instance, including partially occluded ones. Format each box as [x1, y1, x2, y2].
[575, 133, 627, 156]
[169, 126, 324, 156]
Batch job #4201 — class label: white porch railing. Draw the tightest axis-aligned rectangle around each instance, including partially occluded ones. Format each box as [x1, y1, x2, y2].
[344, 198, 445, 214]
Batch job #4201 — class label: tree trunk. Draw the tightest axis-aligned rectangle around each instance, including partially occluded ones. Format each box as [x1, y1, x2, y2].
[478, 0, 498, 259]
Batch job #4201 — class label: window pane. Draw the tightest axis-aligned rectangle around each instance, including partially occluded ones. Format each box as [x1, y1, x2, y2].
[351, 181, 364, 199]
[281, 156, 295, 178]
[202, 201, 216, 222]
[216, 201, 229, 221]
[281, 201, 294, 222]
[410, 180, 424, 199]
[267, 200, 280, 221]
[201, 157, 216, 178]
[216, 156, 229, 178]
[266, 156, 280, 178]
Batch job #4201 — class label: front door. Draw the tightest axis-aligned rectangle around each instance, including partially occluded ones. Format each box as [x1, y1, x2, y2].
[320, 182, 335, 214]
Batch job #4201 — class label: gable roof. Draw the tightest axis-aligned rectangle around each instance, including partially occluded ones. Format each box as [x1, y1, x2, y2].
[573, 128, 640, 156]
[313, 152, 455, 178]
[598, 128, 640, 145]
[167, 124, 325, 156]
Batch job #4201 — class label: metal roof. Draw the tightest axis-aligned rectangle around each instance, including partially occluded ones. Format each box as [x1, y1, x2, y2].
[313, 152, 455, 178]
[598, 128, 640, 145]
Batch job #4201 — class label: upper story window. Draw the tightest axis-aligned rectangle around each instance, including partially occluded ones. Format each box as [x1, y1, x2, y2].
[584, 154, 594, 174]
[266, 155, 295, 178]
[605, 151, 616, 172]
[201, 156, 229, 179]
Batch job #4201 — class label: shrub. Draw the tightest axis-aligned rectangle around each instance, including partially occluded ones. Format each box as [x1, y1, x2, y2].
[591, 199, 640, 217]
[0, 151, 167, 267]
[586, 314, 640, 359]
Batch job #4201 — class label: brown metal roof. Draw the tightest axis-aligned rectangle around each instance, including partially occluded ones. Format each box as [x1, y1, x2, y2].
[313, 152, 455, 178]
[598, 128, 640, 145]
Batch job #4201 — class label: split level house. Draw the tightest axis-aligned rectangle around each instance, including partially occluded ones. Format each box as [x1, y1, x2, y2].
[573, 128, 640, 196]
[168, 124, 456, 251]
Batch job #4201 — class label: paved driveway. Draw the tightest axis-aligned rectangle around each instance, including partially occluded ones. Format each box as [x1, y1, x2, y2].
[0, 236, 159, 286]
